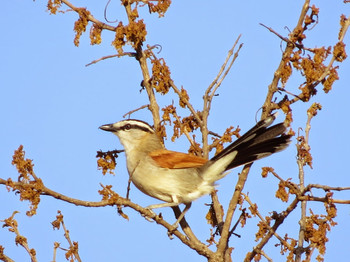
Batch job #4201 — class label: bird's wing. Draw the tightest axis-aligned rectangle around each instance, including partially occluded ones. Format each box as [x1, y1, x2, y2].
[149, 149, 208, 169]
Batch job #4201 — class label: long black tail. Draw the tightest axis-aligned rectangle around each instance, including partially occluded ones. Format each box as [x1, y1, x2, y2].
[210, 114, 292, 171]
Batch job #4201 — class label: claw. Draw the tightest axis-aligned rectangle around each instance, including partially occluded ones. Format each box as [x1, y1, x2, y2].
[141, 208, 157, 222]
[141, 213, 154, 222]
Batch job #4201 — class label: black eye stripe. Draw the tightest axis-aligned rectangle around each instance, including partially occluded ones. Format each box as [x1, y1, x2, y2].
[120, 124, 154, 133]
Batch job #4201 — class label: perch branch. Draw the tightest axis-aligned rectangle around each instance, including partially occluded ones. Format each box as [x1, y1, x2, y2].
[61, 0, 117, 31]
[0, 178, 213, 259]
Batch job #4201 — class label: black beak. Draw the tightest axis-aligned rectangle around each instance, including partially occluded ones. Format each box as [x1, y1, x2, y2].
[99, 124, 117, 132]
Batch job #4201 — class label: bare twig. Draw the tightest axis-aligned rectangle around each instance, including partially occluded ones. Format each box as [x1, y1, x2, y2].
[0, 246, 15, 262]
[217, 164, 251, 257]
[169, 80, 203, 126]
[260, 250, 273, 262]
[126, 178, 132, 199]
[122, 104, 150, 118]
[52, 242, 60, 262]
[1, 211, 38, 262]
[210, 191, 224, 231]
[86, 52, 136, 67]
[279, 14, 350, 107]
[245, 197, 300, 261]
[171, 110, 197, 151]
[305, 184, 350, 191]
[203, 35, 242, 158]
[59, 212, 82, 262]
[122, 2, 161, 129]
[61, 0, 117, 31]
[259, 23, 307, 50]
[242, 193, 292, 250]
[261, 0, 311, 118]
[171, 206, 203, 245]
[298, 196, 350, 204]
[295, 103, 319, 261]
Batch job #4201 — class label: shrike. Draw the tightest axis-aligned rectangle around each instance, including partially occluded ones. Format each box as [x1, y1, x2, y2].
[99, 114, 291, 226]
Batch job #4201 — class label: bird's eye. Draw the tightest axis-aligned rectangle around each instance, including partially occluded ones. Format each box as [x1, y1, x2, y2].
[124, 124, 131, 130]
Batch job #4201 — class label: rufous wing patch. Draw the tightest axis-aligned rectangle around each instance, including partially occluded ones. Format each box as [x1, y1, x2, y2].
[149, 149, 208, 169]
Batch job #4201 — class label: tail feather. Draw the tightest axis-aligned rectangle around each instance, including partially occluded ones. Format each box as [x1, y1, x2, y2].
[210, 115, 291, 172]
[223, 133, 291, 170]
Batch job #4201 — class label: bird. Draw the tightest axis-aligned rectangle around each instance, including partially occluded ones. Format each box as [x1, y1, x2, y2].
[99, 114, 291, 227]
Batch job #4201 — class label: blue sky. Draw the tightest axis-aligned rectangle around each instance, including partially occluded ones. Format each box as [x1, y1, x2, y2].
[1, 1, 350, 261]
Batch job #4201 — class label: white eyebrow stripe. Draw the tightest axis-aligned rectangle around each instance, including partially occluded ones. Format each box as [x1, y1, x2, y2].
[115, 119, 155, 133]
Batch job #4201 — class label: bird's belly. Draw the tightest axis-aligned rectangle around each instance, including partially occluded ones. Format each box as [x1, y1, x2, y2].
[129, 160, 210, 204]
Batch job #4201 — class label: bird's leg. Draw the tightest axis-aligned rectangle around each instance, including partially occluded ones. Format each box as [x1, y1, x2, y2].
[145, 201, 192, 230]
[172, 202, 192, 229]
[143, 202, 180, 222]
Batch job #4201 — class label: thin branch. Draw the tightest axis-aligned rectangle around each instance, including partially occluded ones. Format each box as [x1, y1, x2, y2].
[217, 164, 251, 256]
[60, 0, 117, 31]
[210, 191, 224, 231]
[171, 206, 203, 245]
[242, 193, 292, 250]
[0, 178, 213, 258]
[298, 196, 350, 204]
[295, 116, 312, 261]
[245, 196, 300, 261]
[281, 14, 350, 107]
[208, 130, 222, 138]
[259, 23, 306, 50]
[202, 35, 242, 158]
[260, 250, 273, 262]
[171, 110, 197, 151]
[122, 104, 150, 118]
[86, 52, 137, 67]
[0, 247, 15, 262]
[52, 242, 60, 262]
[205, 35, 242, 103]
[60, 212, 82, 262]
[305, 184, 350, 191]
[1, 211, 38, 262]
[261, 0, 311, 118]
[123, 1, 161, 130]
[207, 41, 243, 104]
[169, 80, 203, 126]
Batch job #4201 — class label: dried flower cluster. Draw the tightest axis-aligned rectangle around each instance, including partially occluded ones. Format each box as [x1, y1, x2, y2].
[96, 150, 123, 175]
[8, 146, 42, 216]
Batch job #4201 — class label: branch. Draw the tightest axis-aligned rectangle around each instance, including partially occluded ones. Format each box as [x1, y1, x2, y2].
[57, 211, 82, 262]
[277, 13, 349, 108]
[217, 164, 251, 256]
[122, 2, 161, 129]
[170, 110, 197, 150]
[261, 0, 311, 118]
[122, 104, 150, 118]
[52, 242, 59, 262]
[245, 196, 300, 261]
[202, 35, 242, 158]
[169, 80, 203, 126]
[298, 196, 350, 204]
[0, 178, 213, 259]
[242, 193, 292, 250]
[305, 184, 350, 191]
[0, 246, 15, 262]
[171, 206, 203, 246]
[1, 211, 38, 262]
[86, 52, 137, 67]
[295, 109, 313, 261]
[60, 0, 117, 31]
